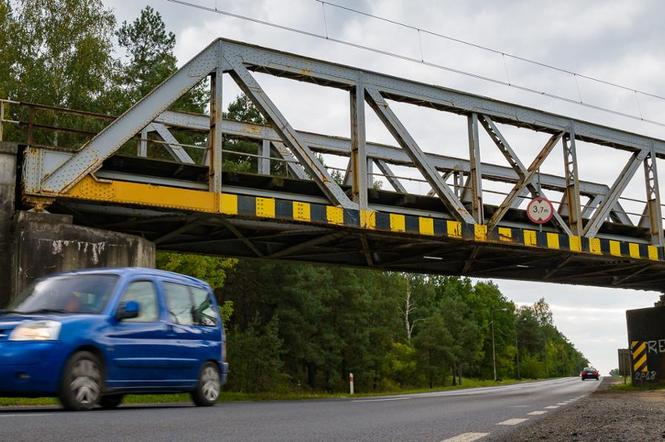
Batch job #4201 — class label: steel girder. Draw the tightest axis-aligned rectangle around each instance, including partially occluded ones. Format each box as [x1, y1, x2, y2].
[24, 38, 665, 243]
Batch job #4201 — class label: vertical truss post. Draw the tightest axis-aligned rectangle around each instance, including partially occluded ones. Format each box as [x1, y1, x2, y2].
[259, 140, 271, 174]
[562, 125, 582, 234]
[209, 68, 223, 193]
[467, 113, 484, 223]
[453, 171, 461, 198]
[350, 81, 368, 208]
[0, 100, 4, 141]
[643, 143, 664, 245]
[367, 158, 374, 190]
[138, 128, 148, 157]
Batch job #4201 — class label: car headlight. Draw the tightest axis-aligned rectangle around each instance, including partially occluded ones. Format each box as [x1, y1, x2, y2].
[9, 320, 61, 341]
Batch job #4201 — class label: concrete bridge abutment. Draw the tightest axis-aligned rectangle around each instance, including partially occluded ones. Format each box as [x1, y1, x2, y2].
[0, 142, 155, 307]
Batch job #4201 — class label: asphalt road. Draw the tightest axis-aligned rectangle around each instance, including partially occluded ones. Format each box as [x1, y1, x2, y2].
[0, 377, 600, 441]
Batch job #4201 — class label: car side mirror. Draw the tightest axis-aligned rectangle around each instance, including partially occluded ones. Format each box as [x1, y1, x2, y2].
[117, 301, 140, 320]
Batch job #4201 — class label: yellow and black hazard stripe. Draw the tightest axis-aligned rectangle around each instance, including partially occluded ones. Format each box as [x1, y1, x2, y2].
[57, 176, 665, 263]
[631, 340, 649, 373]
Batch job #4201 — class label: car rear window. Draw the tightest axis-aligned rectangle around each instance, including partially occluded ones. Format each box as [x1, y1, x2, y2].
[163, 282, 194, 325]
[191, 287, 217, 326]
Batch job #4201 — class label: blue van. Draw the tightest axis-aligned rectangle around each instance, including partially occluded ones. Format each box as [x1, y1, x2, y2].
[0, 268, 228, 410]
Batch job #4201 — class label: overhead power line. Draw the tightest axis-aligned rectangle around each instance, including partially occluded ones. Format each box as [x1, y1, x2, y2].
[166, 0, 665, 129]
[318, 0, 665, 102]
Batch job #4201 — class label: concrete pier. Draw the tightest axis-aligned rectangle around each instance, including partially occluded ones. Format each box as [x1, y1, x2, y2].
[0, 142, 155, 307]
[0, 142, 17, 307]
[10, 211, 155, 302]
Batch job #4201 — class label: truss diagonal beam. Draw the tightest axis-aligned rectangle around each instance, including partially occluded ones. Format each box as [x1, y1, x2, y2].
[227, 57, 356, 209]
[150, 123, 195, 164]
[487, 131, 563, 231]
[480, 115, 569, 234]
[479, 115, 529, 180]
[374, 159, 407, 193]
[41, 40, 221, 193]
[365, 87, 475, 224]
[272, 142, 307, 179]
[583, 149, 648, 237]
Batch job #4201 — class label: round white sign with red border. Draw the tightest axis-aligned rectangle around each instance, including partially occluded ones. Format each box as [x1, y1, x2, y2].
[527, 196, 554, 224]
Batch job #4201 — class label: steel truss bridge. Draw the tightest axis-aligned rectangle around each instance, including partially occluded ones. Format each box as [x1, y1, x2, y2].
[7, 39, 665, 291]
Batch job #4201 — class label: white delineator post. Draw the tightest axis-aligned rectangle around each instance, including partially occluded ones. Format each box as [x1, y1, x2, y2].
[349, 373, 354, 395]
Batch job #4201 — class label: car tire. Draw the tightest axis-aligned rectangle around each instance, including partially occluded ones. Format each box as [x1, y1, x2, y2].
[191, 362, 220, 407]
[99, 394, 124, 409]
[59, 351, 103, 411]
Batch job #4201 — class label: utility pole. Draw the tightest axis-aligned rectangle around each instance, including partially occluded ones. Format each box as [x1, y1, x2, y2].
[515, 328, 521, 380]
[491, 307, 509, 382]
[491, 309, 497, 382]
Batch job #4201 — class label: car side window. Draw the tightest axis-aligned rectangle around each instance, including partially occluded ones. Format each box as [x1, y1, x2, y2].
[119, 281, 159, 322]
[163, 282, 194, 325]
[191, 287, 218, 327]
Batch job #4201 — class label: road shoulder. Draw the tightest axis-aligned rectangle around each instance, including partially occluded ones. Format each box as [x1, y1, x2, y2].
[490, 379, 665, 441]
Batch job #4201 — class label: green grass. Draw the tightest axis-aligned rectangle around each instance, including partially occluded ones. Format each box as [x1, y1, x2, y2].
[608, 377, 665, 392]
[0, 377, 537, 407]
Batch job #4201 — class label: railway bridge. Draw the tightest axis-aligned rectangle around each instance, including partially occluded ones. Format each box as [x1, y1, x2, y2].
[2, 38, 665, 304]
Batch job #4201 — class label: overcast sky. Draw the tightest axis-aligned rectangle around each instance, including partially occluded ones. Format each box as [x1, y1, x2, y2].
[105, 0, 665, 374]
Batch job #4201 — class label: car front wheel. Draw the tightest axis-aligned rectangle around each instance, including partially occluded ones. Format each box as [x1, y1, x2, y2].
[191, 362, 220, 407]
[59, 351, 103, 411]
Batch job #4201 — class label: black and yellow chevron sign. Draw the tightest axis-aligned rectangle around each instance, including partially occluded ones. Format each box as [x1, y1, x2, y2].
[631, 340, 649, 373]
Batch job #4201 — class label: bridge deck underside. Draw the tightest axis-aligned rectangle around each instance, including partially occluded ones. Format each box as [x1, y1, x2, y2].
[50, 200, 665, 292]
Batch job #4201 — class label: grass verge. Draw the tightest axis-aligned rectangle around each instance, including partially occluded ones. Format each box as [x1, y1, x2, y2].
[0, 377, 540, 407]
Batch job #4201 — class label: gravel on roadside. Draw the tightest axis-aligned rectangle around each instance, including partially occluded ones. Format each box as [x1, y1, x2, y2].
[491, 379, 665, 441]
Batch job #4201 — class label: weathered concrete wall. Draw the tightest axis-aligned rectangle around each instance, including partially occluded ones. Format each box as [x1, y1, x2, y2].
[9, 211, 155, 305]
[0, 142, 17, 307]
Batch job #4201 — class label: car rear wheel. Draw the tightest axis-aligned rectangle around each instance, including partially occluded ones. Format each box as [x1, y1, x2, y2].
[59, 351, 103, 411]
[191, 362, 220, 407]
[99, 394, 124, 409]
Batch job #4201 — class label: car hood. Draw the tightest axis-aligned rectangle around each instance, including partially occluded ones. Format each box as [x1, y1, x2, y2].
[0, 313, 102, 328]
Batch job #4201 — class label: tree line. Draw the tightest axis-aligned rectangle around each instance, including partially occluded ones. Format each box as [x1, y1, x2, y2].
[161, 256, 588, 392]
[2, 1, 588, 393]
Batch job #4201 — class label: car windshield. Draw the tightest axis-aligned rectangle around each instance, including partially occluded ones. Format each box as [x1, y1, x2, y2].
[7, 274, 119, 314]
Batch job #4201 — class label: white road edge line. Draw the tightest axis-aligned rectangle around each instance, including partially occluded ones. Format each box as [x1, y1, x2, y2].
[440, 432, 490, 442]
[351, 397, 412, 403]
[497, 418, 529, 426]
[0, 413, 52, 418]
[527, 410, 547, 415]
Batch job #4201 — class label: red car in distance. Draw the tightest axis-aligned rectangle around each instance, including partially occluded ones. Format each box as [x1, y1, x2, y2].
[580, 367, 600, 381]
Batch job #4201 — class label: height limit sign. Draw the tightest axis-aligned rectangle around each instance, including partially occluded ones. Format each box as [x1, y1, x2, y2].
[527, 196, 554, 224]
